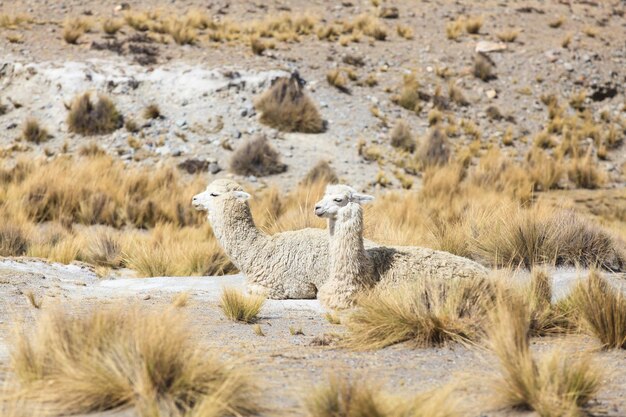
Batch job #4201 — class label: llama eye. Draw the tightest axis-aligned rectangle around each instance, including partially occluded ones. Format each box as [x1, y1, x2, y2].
[334, 198, 343, 203]
[210, 193, 219, 197]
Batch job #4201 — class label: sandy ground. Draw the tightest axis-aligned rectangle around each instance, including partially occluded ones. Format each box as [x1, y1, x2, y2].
[1, 258, 625, 416]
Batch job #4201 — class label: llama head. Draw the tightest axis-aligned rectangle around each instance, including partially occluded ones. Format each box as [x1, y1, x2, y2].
[192, 179, 251, 213]
[314, 184, 374, 219]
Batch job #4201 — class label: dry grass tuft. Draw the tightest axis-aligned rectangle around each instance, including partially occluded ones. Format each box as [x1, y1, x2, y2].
[487, 294, 601, 416]
[9, 303, 258, 415]
[304, 376, 392, 417]
[325, 312, 341, 325]
[24, 290, 41, 309]
[448, 81, 468, 106]
[496, 29, 519, 42]
[230, 135, 287, 177]
[21, 119, 49, 144]
[549, 17, 565, 28]
[568, 147, 606, 189]
[302, 160, 338, 185]
[0, 224, 29, 257]
[473, 53, 496, 81]
[345, 277, 495, 349]
[62, 18, 89, 44]
[67, 93, 123, 135]
[396, 24, 414, 39]
[172, 291, 190, 308]
[219, 287, 265, 323]
[569, 271, 626, 349]
[390, 120, 415, 152]
[143, 103, 162, 119]
[416, 128, 451, 168]
[326, 69, 350, 93]
[102, 18, 123, 35]
[252, 324, 265, 336]
[166, 18, 197, 45]
[464, 16, 483, 34]
[395, 73, 423, 113]
[250, 36, 268, 55]
[255, 74, 325, 133]
[446, 18, 464, 40]
[82, 228, 122, 267]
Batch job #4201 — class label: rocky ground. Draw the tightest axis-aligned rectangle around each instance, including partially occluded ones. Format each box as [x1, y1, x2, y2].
[1, 0, 625, 191]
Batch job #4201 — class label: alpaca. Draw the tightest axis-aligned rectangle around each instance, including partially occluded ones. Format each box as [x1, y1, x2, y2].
[314, 185, 489, 309]
[192, 179, 378, 299]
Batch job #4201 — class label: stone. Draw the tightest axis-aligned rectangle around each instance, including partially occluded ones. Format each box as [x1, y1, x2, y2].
[486, 89, 497, 99]
[209, 161, 221, 174]
[475, 41, 507, 53]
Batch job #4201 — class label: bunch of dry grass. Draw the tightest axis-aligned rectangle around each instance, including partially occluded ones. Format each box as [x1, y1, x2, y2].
[464, 16, 483, 34]
[526, 148, 564, 191]
[569, 271, 626, 349]
[62, 17, 89, 44]
[497, 28, 519, 42]
[448, 81, 468, 106]
[102, 18, 123, 35]
[568, 146, 606, 189]
[230, 135, 287, 177]
[394, 73, 423, 113]
[326, 69, 350, 93]
[166, 18, 197, 45]
[345, 277, 495, 349]
[219, 287, 265, 323]
[446, 18, 464, 40]
[302, 160, 338, 185]
[21, 119, 49, 144]
[416, 128, 451, 168]
[67, 93, 123, 135]
[0, 224, 29, 257]
[82, 228, 122, 267]
[487, 294, 601, 416]
[390, 120, 415, 152]
[9, 303, 259, 416]
[254, 74, 325, 133]
[143, 103, 162, 119]
[473, 53, 496, 81]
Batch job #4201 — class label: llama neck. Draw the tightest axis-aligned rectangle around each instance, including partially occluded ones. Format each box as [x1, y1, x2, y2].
[208, 198, 267, 272]
[329, 205, 374, 288]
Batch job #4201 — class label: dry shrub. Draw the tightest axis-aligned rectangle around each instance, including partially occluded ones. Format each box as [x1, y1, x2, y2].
[0, 224, 29, 256]
[396, 24, 413, 39]
[326, 69, 350, 93]
[448, 82, 468, 106]
[569, 271, 626, 349]
[67, 93, 123, 135]
[345, 277, 495, 349]
[568, 147, 606, 189]
[302, 160, 338, 185]
[250, 36, 267, 55]
[102, 18, 123, 35]
[172, 291, 190, 308]
[394, 73, 423, 112]
[254, 74, 325, 133]
[9, 303, 258, 416]
[526, 148, 564, 191]
[473, 53, 496, 81]
[390, 120, 415, 152]
[78, 142, 106, 157]
[166, 18, 197, 45]
[143, 103, 162, 119]
[304, 376, 392, 417]
[219, 287, 265, 323]
[497, 28, 519, 42]
[416, 128, 451, 168]
[230, 135, 287, 177]
[464, 16, 483, 34]
[62, 18, 88, 44]
[487, 294, 601, 416]
[446, 18, 463, 40]
[21, 119, 49, 144]
[82, 228, 122, 267]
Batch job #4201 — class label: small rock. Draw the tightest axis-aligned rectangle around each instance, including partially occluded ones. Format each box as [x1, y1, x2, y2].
[209, 161, 221, 174]
[475, 41, 507, 53]
[247, 175, 258, 183]
[486, 89, 497, 99]
[176, 119, 187, 128]
[6, 122, 17, 130]
[563, 62, 574, 72]
[232, 130, 242, 139]
[143, 294, 151, 300]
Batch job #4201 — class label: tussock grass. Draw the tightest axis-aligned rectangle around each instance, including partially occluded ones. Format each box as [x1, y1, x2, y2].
[464, 16, 483, 34]
[219, 287, 265, 323]
[62, 18, 89, 44]
[230, 135, 287, 177]
[345, 277, 495, 349]
[24, 290, 41, 309]
[446, 18, 464, 40]
[325, 312, 341, 325]
[0, 224, 29, 257]
[487, 294, 601, 416]
[82, 228, 122, 268]
[102, 18, 123, 35]
[497, 28, 519, 42]
[327, 68, 350, 93]
[390, 120, 415, 152]
[67, 93, 123, 135]
[394, 73, 423, 112]
[569, 271, 626, 349]
[473, 53, 496, 81]
[143, 103, 162, 119]
[568, 147, 606, 189]
[21, 119, 49, 144]
[302, 160, 338, 185]
[166, 18, 197, 45]
[255, 74, 325, 133]
[9, 303, 259, 415]
[416, 128, 451, 167]
[396, 24, 414, 39]
[172, 291, 190, 308]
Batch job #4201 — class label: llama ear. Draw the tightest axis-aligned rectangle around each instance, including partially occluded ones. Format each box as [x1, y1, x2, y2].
[233, 191, 251, 201]
[352, 193, 375, 204]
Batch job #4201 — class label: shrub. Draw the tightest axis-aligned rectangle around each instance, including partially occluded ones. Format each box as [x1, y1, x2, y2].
[416, 128, 451, 168]
[304, 376, 391, 417]
[395, 73, 423, 112]
[568, 147, 606, 189]
[230, 135, 287, 177]
[327, 69, 350, 93]
[219, 287, 265, 323]
[102, 18, 123, 35]
[21, 118, 49, 144]
[569, 271, 626, 349]
[473, 53, 496, 81]
[254, 74, 325, 133]
[143, 103, 161, 119]
[0, 224, 29, 256]
[82, 228, 122, 267]
[67, 93, 123, 135]
[446, 18, 463, 40]
[62, 18, 88, 44]
[302, 160, 338, 185]
[497, 29, 519, 42]
[390, 120, 415, 152]
[345, 277, 495, 349]
[9, 303, 259, 415]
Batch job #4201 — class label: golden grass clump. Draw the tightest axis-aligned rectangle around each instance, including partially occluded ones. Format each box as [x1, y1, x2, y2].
[0, 224, 29, 257]
[448, 81, 468, 106]
[304, 376, 392, 417]
[390, 120, 415, 152]
[62, 17, 89, 44]
[549, 17, 565, 28]
[345, 277, 495, 349]
[67, 93, 123, 135]
[166, 18, 198, 45]
[396, 24, 414, 39]
[9, 303, 259, 416]
[254, 74, 325, 133]
[219, 287, 265, 323]
[526, 148, 564, 191]
[21, 119, 49, 144]
[302, 160, 339, 185]
[568, 147, 606, 189]
[446, 17, 464, 40]
[102, 18, 123, 35]
[473, 53, 496, 81]
[487, 294, 601, 416]
[464, 16, 483, 34]
[143, 103, 162, 119]
[230, 135, 287, 177]
[326, 68, 350, 93]
[394, 73, 423, 113]
[416, 128, 451, 168]
[569, 271, 626, 349]
[496, 28, 519, 42]
[82, 228, 122, 267]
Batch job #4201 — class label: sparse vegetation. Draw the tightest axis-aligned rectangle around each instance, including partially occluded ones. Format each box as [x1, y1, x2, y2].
[9, 303, 259, 415]
[219, 287, 265, 323]
[327, 68, 350, 93]
[230, 135, 287, 177]
[446, 17, 464, 40]
[21, 118, 49, 144]
[143, 103, 162, 119]
[62, 17, 89, 44]
[102, 18, 123, 35]
[464, 16, 483, 34]
[416, 128, 451, 168]
[255, 74, 325, 133]
[473, 53, 496, 81]
[67, 93, 123, 135]
[390, 120, 415, 152]
[497, 28, 519, 42]
[302, 160, 339, 185]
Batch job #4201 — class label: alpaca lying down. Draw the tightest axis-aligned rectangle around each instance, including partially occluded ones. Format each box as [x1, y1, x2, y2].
[192, 179, 379, 299]
[314, 184, 489, 309]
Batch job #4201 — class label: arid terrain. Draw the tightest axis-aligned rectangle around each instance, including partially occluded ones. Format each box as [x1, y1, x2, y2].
[1, 0, 626, 416]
